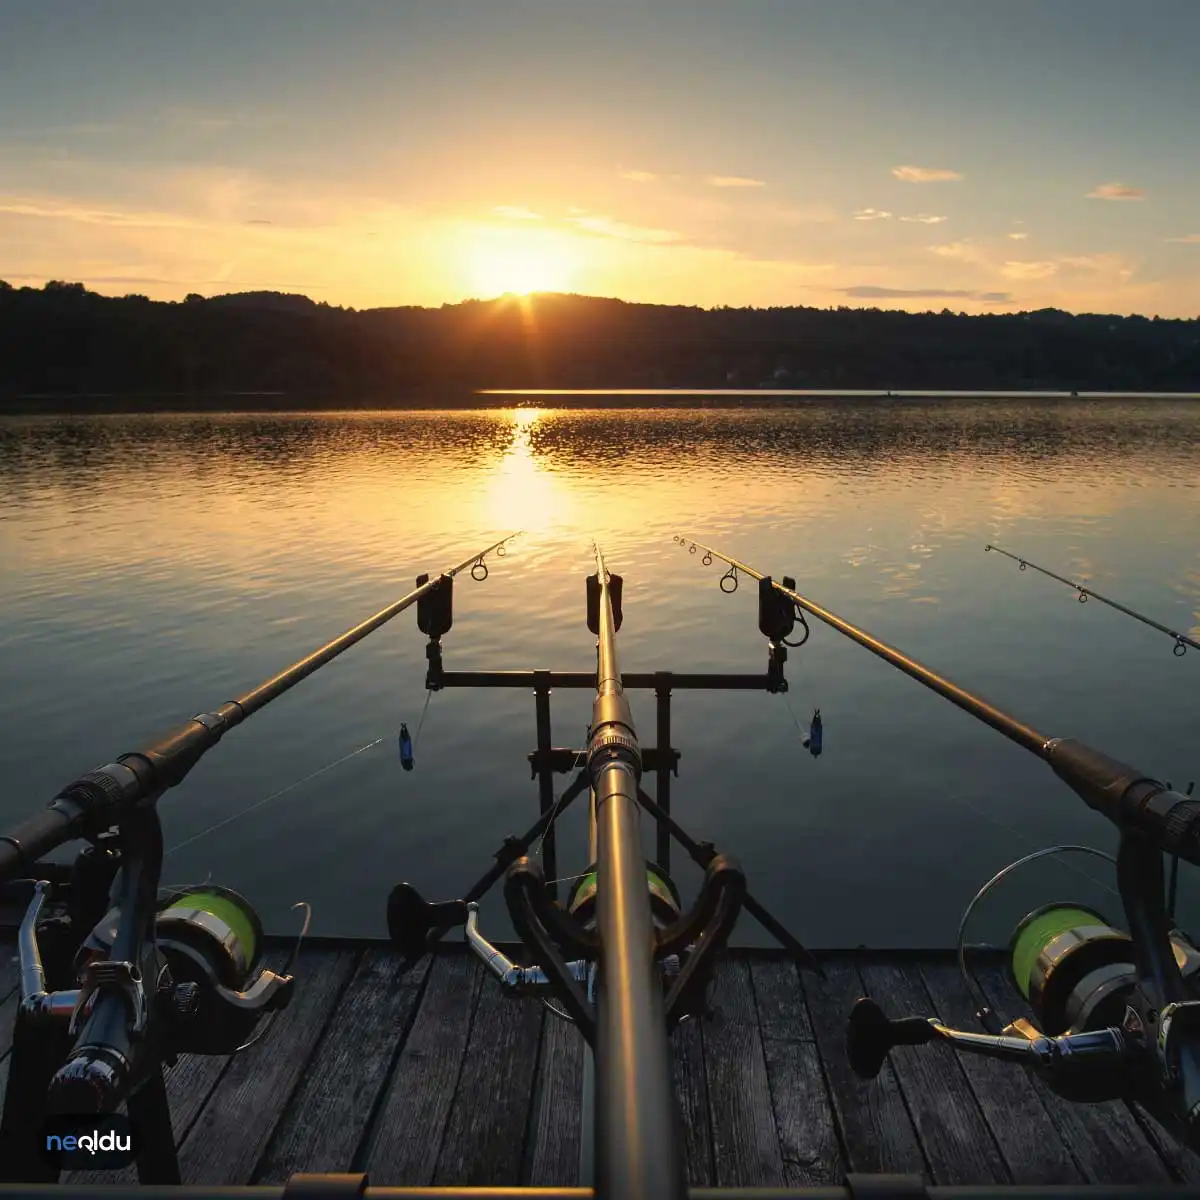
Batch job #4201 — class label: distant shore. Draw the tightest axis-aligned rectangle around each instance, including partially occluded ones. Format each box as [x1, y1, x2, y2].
[3, 388, 1200, 414]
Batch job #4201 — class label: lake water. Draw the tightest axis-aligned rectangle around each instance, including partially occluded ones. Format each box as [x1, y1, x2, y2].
[2, 399, 1198, 947]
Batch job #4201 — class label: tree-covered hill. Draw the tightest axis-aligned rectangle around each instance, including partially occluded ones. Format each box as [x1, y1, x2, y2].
[2, 280, 1198, 398]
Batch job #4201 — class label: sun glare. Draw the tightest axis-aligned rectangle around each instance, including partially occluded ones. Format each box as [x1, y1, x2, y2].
[463, 226, 578, 298]
[480, 409, 569, 532]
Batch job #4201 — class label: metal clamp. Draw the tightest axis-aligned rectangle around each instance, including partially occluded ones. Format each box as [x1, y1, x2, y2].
[282, 1174, 368, 1199]
[71, 959, 148, 1035]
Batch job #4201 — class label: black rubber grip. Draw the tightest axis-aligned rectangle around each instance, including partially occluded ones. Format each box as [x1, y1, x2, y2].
[1162, 797, 1200, 861]
[0, 808, 75, 883]
[57, 770, 126, 812]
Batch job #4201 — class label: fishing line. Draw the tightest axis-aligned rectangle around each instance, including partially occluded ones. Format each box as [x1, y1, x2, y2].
[782, 691, 811, 746]
[412, 688, 434, 748]
[778, 694, 1118, 897]
[531, 747, 588, 864]
[164, 735, 388, 857]
[541, 871, 589, 888]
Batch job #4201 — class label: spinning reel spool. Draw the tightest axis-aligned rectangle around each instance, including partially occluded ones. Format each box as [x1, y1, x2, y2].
[77, 883, 293, 1057]
[154, 885, 266, 992]
[959, 846, 1200, 1039]
[565, 860, 682, 932]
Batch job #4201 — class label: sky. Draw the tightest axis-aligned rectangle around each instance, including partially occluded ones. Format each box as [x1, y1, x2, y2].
[2, 0, 1199, 316]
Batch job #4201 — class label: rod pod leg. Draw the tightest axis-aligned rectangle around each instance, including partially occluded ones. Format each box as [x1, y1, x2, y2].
[128, 1060, 181, 1184]
[0, 1011, 72, 1182]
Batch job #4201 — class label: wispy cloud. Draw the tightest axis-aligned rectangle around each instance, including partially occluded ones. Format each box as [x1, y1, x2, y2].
[705, 175, 766, 188]
[839, 285, 1010, 302]
[493, 205, 542, 220]
[1166, 233, 1200, 244]
[1001, 260, 1059, 281]
[1086, 182, 1146, 201]
[1006, 231, 1028, 240]
[854, 208, 892, 221]
[928, 240, 1137, 289]
[0, 197, 194, 230]
[892, 165, 963, 183]
[928, 241, 974, 260]
[567, 213, 681, 243]
[899, 213, 947, 224]
[620, 170, 656, 183]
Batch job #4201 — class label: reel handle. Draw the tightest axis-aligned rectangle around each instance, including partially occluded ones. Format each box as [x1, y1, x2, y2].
[846, 997, 936, 1078]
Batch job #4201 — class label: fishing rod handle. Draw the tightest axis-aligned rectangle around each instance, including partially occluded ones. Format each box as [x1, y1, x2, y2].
[1048, 740, 1200, 866]
[0, 762, 147, 883]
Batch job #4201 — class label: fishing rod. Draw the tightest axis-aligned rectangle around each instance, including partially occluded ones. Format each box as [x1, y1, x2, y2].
[679, 534, 1200, 1152]
[984, 544, 1198, 656]
[585, 544, 686, 1200]
[0, 532, 518, 882]
[383, 544, 774, 1198]
[0, 532, 519, 1183]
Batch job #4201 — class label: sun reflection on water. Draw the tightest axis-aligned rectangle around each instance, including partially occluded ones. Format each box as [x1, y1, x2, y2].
[479, 408, 572, 534]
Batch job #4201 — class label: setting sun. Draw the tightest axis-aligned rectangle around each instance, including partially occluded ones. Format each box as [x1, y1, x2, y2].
[462, 225, 579, 298]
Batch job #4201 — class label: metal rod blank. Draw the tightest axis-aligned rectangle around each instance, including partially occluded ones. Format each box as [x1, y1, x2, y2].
[233, 533, 521, 719]
[684, 538, 1050, 758]
[589, 545, 686, 1200]
[985, 544, 1198, 655]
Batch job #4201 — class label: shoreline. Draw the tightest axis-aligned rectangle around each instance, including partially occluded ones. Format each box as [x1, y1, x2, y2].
[3, 388, 1200, 414]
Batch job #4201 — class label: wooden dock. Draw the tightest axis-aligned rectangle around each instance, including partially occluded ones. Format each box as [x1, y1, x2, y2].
[2, 937, 1198, 1188]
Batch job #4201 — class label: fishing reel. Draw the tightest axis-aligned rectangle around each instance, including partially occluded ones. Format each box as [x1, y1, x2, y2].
[457, 859, 690, 1011]
[847, 841, 1200, 1113]
[388, 849, 744, 1040]
[148, 884, 296, 1054]
[17, 874, 295, 1111]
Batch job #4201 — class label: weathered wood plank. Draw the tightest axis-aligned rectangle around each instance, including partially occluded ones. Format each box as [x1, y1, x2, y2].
[918, 960, 1082, 1183]
[253, 948, 433, 1182]
[0, 936, 22, 1061]
[526, 1008, 584, 1186]
[0, 991, 18, 1063]
[1130, 1104, 1200, 1182]
[670, 1008, 714, 1186]
[801, 957, 927, 1176]
[750, 960, 843, 1186]
[858, 959, 1009, 1184]
[703, 957, 786, 1186]
[363, 953, 482, 1184]
[749, 956, 815, 1042]
[434, 975, 544, 1185]
[0, 942, 18, 1003]
[175, 947, 357, 1184]
[976, 963, 1172, 1183]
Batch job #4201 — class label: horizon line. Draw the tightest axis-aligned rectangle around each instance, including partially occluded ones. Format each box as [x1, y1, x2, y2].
[3, 278, 1197, 323]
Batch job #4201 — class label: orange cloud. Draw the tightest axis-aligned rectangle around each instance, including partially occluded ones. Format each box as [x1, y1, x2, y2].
[892, 165, 963, 182]
[1086, 182, 1146, 200]
[705, 175, 766, 188]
